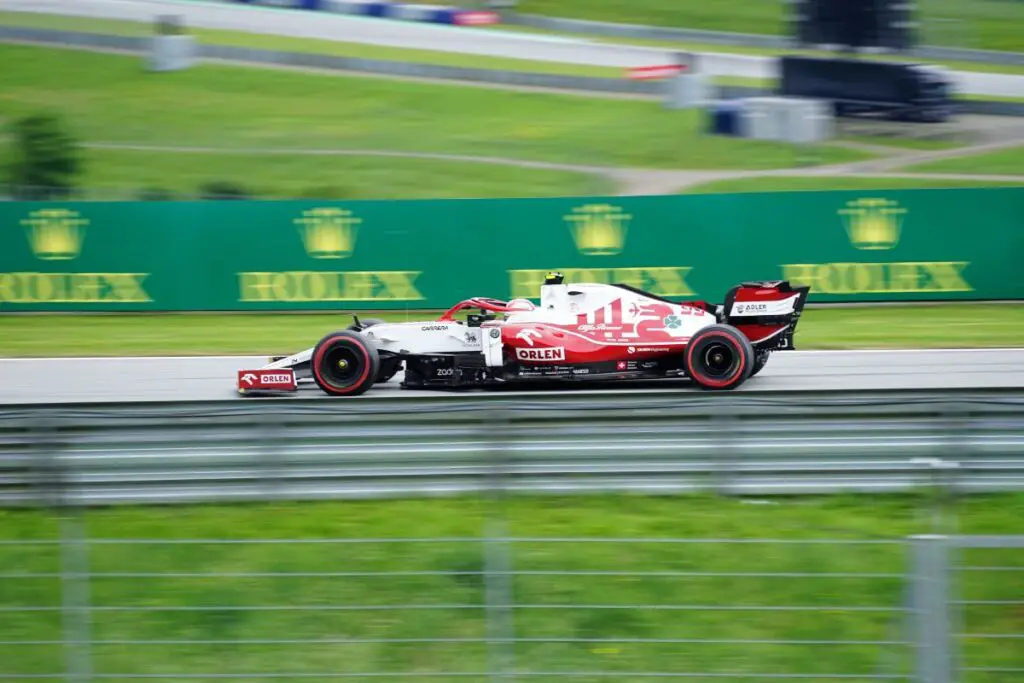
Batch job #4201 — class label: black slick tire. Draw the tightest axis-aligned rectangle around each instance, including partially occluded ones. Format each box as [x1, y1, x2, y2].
[311, 330, 380, 397]
[684, 324, 755, 390]
[750, 350, 771, 377]
[346, 318, 400, 383]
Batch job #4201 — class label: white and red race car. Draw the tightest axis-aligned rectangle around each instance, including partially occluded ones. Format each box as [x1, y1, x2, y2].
[236, 273, 810, 396]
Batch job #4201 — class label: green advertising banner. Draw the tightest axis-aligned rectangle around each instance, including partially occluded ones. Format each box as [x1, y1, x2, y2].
[1, 188, 1021, 312]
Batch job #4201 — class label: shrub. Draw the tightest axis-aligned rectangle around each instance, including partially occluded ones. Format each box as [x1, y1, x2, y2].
[6, 112, 83, 201]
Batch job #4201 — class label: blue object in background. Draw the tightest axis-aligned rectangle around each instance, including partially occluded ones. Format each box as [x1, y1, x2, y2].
[235, 0, 323, 9]
[708, 101, 741, 136]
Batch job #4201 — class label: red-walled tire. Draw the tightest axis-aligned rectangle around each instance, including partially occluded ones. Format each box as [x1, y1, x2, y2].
[310, 330, 380, 397]
[684, 324, 754, 390]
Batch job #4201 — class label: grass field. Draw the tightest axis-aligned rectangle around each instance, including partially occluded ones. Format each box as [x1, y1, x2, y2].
[0, 43, 873, 172]
[1, 304, 1021, 357]
[45, 148, 612, 200]
[1, 493, 1021, 679]
[902, 145, 1024, 175]
[516, 0, 1024, 53]
[682, 176, 1024, 194]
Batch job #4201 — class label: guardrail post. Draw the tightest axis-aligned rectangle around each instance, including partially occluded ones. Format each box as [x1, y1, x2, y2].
[482, 407, 516, 683]
[909, 535, 954, 683]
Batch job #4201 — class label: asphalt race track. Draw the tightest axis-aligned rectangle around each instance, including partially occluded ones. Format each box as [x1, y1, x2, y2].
[5, 0, 1024, 98]
[2, 349, 1023, 405]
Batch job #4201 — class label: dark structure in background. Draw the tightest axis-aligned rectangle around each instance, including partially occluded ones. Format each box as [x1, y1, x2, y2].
[779, 56, 953, 122]
[791, 0, 917, 52]
[783, 0, 953, 122]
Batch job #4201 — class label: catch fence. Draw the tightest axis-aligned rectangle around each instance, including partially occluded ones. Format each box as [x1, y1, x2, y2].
[1, 528, 1021, 682]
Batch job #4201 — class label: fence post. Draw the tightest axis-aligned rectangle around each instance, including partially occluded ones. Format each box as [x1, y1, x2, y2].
[27, 411, 94, 683]
[482, 407, 516, 683]
[909, 534, 954, 683]
[60, 509, 93, 683]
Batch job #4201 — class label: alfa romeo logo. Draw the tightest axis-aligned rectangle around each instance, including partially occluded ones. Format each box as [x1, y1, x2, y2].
[663, 315, 682, 329]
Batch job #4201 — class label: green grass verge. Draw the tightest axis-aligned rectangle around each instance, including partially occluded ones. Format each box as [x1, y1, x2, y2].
[2, 493, 1022, 679]
[901, 145, 1024, 175]
[516, 0, 1024, 53]
[682, 175, 1024, 194]
[0, 43, 873, 172]
[1, 304, 1022, 356]
[0, 10, 621, 78]
[47, 148, 613, 200]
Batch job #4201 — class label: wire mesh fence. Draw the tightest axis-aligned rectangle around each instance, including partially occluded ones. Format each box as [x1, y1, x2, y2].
[0, 515, 1020, 682]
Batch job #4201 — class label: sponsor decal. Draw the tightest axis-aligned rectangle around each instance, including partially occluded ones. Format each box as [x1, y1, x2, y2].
[616, 361, 627, 371]
[516, 347, 566, 362]
[238, 207, 423, 303]
[421, 325, 449, 331]
[573, 368, 590, 375]
[490, 329, 501, 339]
[731, 298, 795, 317]
[516, 329, 542, 346]
[662, 315, 682, 329]
[238, 271, 423, 302]
[436, 368, 454, 377]
[238, 370, 295, 389]
[781, 198, 973, 295]
[465, 331, 478, 343]
[627, 346, 636, 354]
[565, 203, 630, 256]
[4, 209, 154, 305]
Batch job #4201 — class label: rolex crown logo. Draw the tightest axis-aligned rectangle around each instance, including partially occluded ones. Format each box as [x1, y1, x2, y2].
[295, 207, 360, 259]
[21, 208, 88, 261]
[565, 203, 630, 256]
[839, 198, 906, 251]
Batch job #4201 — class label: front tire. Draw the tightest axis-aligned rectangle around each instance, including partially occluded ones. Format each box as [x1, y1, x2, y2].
[684, 324, 754, 390]
[311, 330, 380, 396]
[347, 318, 401, 383]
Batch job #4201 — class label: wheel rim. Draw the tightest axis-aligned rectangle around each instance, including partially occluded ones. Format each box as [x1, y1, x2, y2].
[701, 341, 737, 377]
[322, 345, 363, 387]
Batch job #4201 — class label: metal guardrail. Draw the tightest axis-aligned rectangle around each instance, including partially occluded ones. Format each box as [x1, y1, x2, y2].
[3, 26, 1024, 116]
[2, 389, 1023, 507]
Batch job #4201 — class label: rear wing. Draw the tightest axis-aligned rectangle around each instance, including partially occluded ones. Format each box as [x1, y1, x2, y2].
[720, 280, 811, 351]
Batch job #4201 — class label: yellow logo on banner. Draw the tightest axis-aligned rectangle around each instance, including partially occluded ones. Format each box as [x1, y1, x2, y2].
[839, 198, 905, 250]
[237, 206, 423, 302]
[565, 203, 630, 256]
[508, 203, 694, 298]
[781, 197, 972, 295]
[22, 208, 88, 260]
[296, 207, 360, 259]
[1, 208, 152, 304]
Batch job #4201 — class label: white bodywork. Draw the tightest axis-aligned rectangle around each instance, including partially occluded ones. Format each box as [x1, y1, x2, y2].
[261, 282, 728, 373]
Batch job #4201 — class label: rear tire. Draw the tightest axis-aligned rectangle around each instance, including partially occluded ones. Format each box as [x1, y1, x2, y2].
[750, 350, 771, 377]
[684, 324, 754, 390]
[311, 330, 380, 396]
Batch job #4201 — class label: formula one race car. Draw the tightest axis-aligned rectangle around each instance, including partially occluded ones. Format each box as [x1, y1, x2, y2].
[236, 273, 810, 396]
